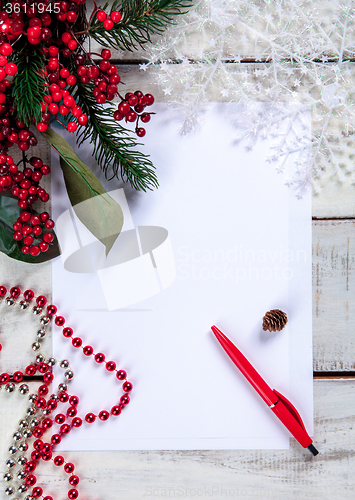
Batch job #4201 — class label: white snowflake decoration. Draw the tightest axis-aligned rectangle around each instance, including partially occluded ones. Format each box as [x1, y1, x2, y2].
[144, 0, 355, 194]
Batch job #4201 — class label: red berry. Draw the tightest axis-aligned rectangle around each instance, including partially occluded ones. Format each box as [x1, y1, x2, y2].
[110, 11, 121, 23]
[145, 94, 155, 106]
[13, 230, 23, 241]
[62, 32, 72, 44]
[118, 102, 131, 115]
[32, 226, 42, 237]
[101, 49, 111, 60]
[96, 10, 107, 21]
[0, 43, 12, 56]
[41, 165, 50, 175]
[126, 111, 137, 122]
[96, 93, 106, 104]
[67, 39, 78, 51]
[44, 218, 54, 228]
[78, 114, 88, 126]
[43, 232, 54, 243]
[113, 111, 123, 121]
[23, 235, 34, 246]
[136, 127, 146, 137]
[103, 18, 114, 30]
[39, 241, 49, 252]
[67, 122, 77, 133]
[30, 246, 40, 257]
[66, 75, 77, 86]
[37, 123, 48, 132]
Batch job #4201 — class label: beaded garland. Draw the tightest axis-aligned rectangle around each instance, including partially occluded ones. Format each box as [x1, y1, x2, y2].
[0, 285, 133, 500]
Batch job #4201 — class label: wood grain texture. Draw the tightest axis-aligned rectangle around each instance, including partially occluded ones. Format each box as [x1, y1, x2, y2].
[0, 380, 354, 500]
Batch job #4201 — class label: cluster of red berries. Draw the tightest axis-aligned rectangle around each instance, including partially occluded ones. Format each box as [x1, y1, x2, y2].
[0, 116, 38, 151]
[114, 91, 155, 137]
[0, 154, 54, 256]
[0, 42, 17, 81]
[96, 9, 121, 30]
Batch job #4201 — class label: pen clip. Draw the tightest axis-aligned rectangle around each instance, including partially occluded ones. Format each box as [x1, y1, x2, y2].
[272, 389, 308, 433]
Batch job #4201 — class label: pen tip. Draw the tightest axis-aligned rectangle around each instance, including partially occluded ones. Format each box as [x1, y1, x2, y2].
[307, 444, 319, 456]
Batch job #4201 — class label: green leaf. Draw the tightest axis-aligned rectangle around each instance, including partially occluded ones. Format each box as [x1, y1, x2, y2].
[44, 127, 124, 255]
[0, 196, 60, 264]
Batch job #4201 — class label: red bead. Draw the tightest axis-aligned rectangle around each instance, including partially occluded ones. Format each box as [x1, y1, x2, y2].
[43, 372, 54, 383]
[99, 410, 109, 421]
[36, 397, 46, 409]
[83, 345, 93, 356]
[69, 395, 79, 406]
[47, 304, 57, 315]
[51, 434, 61, 445]
[23, 289, 34, 301]
[26, 474, 37, 485]
[33, 439, 43, 451]
[63, 327, 73, 338]
[25, 461, 37, 472]
[36, 295, 47, 307]
[72, 337, 82, 348]
[32, 428, 44, 438]
[13, 371, 23, 382]
[0, 285, 7, 296]
[38, 385, 49, 396]
[68, 489, 78, 499]
[0, 373, 9, 383]
[123, 381, 133, 392]
[69, 475, 79, 486]
[43, 443, 52, 453]
[111, 405, 122, 416]
[42, 451, 52, 461]
[10, 286, 21, 298]
[32, 485, 43, 497]
[25, 365, 36, 376]
[120, 394, 130, 405]
[67, 406, 77, 418]
[55, 316, 65, 326]
[42, 418, 53, 429]
[72, 417, 82, 427]
[60, 424, 71, 435]
[64, 462, 75, 473]
[94, 352, 105, 363]
[47, 399, 57, 410]
[44, 497, 53, 500]
[54, 455, 64, 466]
[38, 362, 49, 373]
[85, 413, 96, 423]
[32, 486, 43, 497]
[106, 361, 116, 371]
[116, 370, 126, 380]
[55, 414, 66, 424]
[59, 391, 69, 403]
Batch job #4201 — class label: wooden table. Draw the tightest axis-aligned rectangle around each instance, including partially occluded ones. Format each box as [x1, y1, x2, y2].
[1, 1, 354, 498]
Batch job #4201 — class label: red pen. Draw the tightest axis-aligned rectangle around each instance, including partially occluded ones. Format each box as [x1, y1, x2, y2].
[212, 325, 318, 456]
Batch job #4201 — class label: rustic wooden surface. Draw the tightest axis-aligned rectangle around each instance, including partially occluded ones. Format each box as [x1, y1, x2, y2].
[1, 1, 355, 499]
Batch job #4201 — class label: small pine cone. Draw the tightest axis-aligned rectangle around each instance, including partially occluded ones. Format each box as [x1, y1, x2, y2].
[262, 309, 288, 332]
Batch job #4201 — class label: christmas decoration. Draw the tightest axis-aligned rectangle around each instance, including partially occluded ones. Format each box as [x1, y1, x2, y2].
[0, 284, 132, 498]
[144, 0, 355, 196]
[262, 309, 288, 332]
[0, 0, 191, 262]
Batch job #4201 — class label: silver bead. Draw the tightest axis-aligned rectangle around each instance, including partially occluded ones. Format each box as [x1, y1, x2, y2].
[18, 443, 28, 452]
[50, 393, 58, 400]
[47, 357, 56, 366]
[5, 383, 15, 393]
[64, 370, 74, 380]
[17, 470, 26, 480]
[37, 329, 46, 339]
[8, 446, 17, 455]
[4, 486, 14, 495]
[18, 420, 28, 429]
[6, 297, 15, 306]
[60, 359, 69, 369]
[24, 496, 34, 500]
[6, 459, 15, 468]
[22, 429, 31, 439]
[40, 315, 50, 325]
[28, 394, 37, 403]
[19, 300, 29, 310]
[17, 456, 26, 466]
[42, 409, 51, 415]
[18, 384, 29, 395]
[32, 306, 42, 315]
[13, 432, 22, 441]
[26, 407, 36, 416]
[58, 383, 67, 392]
[30, 418, 39, 428]
[31, 342, 41, 351]
[36, 354, 45, 363]
[17, 485, 27, 493]
[3, 473, 13, 482]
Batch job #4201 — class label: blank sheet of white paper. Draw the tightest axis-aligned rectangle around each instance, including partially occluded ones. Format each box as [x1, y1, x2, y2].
[51, 103, 312, 450]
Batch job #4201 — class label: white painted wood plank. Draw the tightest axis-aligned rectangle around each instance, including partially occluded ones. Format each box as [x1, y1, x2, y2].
[0, 380, 353, 500]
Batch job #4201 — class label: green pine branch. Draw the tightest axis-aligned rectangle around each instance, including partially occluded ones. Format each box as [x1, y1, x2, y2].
[88, 0, 193, 51]
[11, 46, 48, 127]
[73, 79, 158, 191]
